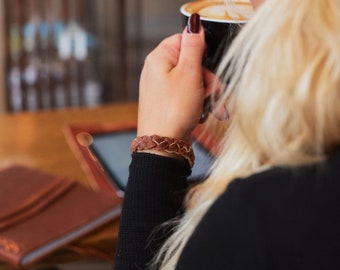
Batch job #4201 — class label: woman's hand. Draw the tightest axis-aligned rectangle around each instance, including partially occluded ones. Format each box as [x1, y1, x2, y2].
[137, 24, 212, 143]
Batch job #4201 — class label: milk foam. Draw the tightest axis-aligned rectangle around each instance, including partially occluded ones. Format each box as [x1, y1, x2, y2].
[200, 5, 229, 20]
[181, 1, 253, 22]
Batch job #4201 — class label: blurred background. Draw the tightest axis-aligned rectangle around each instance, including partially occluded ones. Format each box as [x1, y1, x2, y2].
[0, 0, 188, 113]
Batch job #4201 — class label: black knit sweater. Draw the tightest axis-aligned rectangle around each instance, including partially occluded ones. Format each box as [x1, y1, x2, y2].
[114, 148, 340, 269]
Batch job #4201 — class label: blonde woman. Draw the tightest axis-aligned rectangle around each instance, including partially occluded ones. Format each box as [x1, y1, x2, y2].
[114, 0, 340, 269]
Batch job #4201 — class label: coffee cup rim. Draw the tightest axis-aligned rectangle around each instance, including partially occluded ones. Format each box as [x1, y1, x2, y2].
[180, 2, 250, 24]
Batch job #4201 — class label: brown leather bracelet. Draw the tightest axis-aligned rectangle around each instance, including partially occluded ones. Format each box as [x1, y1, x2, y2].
[130, 135, 195, 168]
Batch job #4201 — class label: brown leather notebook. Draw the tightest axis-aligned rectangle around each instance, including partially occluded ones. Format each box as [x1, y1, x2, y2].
[0, 165, 121, 268]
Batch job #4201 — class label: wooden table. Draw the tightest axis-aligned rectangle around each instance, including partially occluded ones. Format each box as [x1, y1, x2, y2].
[0, 102, 138, 269]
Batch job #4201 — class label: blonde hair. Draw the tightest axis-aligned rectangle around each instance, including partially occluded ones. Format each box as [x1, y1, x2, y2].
[152, 0, 340, 268]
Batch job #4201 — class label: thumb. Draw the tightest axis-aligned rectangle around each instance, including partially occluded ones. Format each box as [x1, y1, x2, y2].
[177, 14, 206, 69]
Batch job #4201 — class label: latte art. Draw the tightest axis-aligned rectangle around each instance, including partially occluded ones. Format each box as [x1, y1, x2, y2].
[181, 1, 253, 22]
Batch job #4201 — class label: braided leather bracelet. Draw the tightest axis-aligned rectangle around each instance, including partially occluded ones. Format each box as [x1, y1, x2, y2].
[130, 135, 195, 168]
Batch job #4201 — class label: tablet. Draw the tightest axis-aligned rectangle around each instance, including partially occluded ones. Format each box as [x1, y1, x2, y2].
[64, 123, 219, 197]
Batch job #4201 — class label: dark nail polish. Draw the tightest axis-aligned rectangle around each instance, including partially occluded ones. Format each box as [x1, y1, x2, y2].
[188, 13, 200, 34]
[199, 96, 211, 123]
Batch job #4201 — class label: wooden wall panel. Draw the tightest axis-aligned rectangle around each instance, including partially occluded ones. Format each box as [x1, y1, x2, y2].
[0, 0, 188, 112]
[0, 0, 6, 113]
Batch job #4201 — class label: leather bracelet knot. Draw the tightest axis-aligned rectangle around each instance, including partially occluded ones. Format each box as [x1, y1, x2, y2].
[130, 135, 195, 168]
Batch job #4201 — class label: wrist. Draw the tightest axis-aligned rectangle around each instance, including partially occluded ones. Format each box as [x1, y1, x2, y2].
[130, 135, 195, 168]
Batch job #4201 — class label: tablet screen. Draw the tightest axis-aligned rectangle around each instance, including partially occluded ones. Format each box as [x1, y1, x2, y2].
[89, 130, 214, 191]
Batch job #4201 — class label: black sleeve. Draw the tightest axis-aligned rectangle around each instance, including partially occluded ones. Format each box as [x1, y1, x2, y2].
[114, 152, 190, 270]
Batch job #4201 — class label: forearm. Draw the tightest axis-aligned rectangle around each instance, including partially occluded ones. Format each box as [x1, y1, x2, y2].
[114, 152, 190, 269]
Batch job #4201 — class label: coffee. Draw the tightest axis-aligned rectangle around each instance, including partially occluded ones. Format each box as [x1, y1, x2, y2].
[180, 1, 253, 71]
[181, 1, 252, 22]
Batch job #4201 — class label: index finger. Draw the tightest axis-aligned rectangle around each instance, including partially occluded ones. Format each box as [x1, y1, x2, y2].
[146, 33, 183, 72]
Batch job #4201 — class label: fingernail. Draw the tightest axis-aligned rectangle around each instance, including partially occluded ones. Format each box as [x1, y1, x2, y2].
[199, 111, 209, 123]
[199, 96, 211, 123]
[187, 13, 200, 34]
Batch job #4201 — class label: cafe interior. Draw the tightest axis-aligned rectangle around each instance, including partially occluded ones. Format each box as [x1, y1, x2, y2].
[0, 0, 188, 269]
